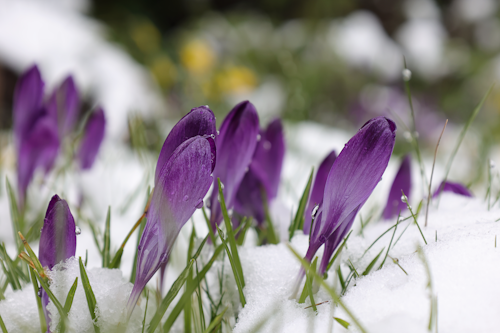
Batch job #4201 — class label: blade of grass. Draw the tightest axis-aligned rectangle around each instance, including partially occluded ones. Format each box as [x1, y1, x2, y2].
[298, 257, 318, 304]
[289, 168, 314, 241]
[216, 226, 246, 307]
[306, 258, 318, 312]
[34, 268, 66, 333]
[334, 317, 350, 329]
[392, 201, 423, 250]
[402, 192, 427, 245]
[217, 178, 245, 288]
[0, 313, 8, 333]
[78, 257, 100, 333]
[425, 120, 448, 227]
[30, 266, 46, 333]
[18, 233, 45, 278]
[362, 247, 384, 276]
[325, 231, 353, 275]
[203, 307, 227, 333]
[63, 277, 79, 314]
[378, 214, 400, 269]
[262, 189, 278, 244]
[102, 206, 111, 268]
[109, 212, 146, 269]
[0, 245, 22, 290]
[194, 262, 206, 331]
[163, 245, 223, 332]
[287, 244, 367, 333]
[6, 178, 22, 251]
[202, 207, 216, 245]
[438, 84, 494, 204]
[236, 217, 252, 246]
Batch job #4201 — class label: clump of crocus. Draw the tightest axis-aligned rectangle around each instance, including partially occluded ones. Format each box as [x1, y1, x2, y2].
[234, 119, 285, 226]
[38, 195, 77, 332]
[127, 106, 216, 316]
[300, 117, 396, 283]
[77, 107, 106, 170]
[208, 101, 260, 231]
[303, 150, 337, 234]
[383, 155, 412, 220]
[12, 65, 106, 208]
[433, 180, 473, 198]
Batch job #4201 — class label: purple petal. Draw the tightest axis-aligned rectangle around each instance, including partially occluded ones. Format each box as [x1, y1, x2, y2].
[303, 150, 337, 234]
[308, 117, 396, 261]
[234, 170, 266, 224]
[209, 101, 260, 230]
[17, 116, 59, 208]
[383, 155, 412, 220]
[47, 75, 80, 137]
[155, 106, 216, 183]
[38, 195, 77, 270]
[77, 107, 105, 170]
[433, 180, 473, 198]
[128, 136, 214, 316]
[13, 65, 45, 148]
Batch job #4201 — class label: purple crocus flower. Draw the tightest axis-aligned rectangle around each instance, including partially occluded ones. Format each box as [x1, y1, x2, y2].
[303, 150, 337, 234]
[38, 195, 77, 332]
[303, 117, 396, 278]
[46, 75, 80, 138]
[13, 65, 59, 208]
[127, 128, 216, 316]
[382, 155, 412, 220]
[77, 107, 106, 170]
[433, 180, 473, 198]
[234, 119, 285, 225]
[209, 101, 260, 231]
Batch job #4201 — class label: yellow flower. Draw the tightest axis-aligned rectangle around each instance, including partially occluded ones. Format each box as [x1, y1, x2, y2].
[130, 20, 161, 54]
[215, 66, 257, 95]
[150, 55, 178, 89]
[180, 40, 215, 75]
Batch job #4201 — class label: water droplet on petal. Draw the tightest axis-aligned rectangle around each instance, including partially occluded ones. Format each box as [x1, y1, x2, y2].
[210, 134, 216, 139]
[311, 204, 319, 219]
[183, 195, 189, 202]
[402, 68, 412, 81]
[256, 134, 261, 141]
[263, 141, 271, 150]
[217, 130, 220, 135]
[205, 105, 209, 108]
[195, 199, 203, 209]
[37, 287, 42, 298]
[75, 226, 81, 235]
[245, 167, 249, 173]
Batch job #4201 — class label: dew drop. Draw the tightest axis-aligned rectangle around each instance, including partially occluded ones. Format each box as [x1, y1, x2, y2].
[402, 68, 412, 81]
[256, 134, 261, 141]
[220, 182, 225, 190]
[263, 141, 272, 150]
[245, 167, 249, 173]
[37, 287, 42, 298]
[228, 208, 234, 217]
[311, 204, 319, 219]
[210, 134, 216, 139]
[401, 195, 407, 203]
[205, 105, 209, 108]
[490, 160, 495, 169]
[403, 131, 412, 142]
[217, 130, 220, 135]
[195, 199, 203, 209]
[75, 226, 81, 235]
[183, 195, 189, 202]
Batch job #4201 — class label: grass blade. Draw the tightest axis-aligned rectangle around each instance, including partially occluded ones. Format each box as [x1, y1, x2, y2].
[0, 313, 8, 333]
[194, 262, 206, 331]
[379, 215, 400, 269]
[141, 290, 149, 333]
[6, 177, 22, 251]
[35, 268, 66, 333]
[306, 258, 317, 312]
[102, 206, 111, 268]
[78, 257, 100, 333]
[262, 189, 278, 244]
[334, 317, 350, 329]
[325, 230, 352, 275]
[217, 178, 245, 288]
[30, 267, 46, 333]
[202, 307, 227, 333]
[0, 244, 22, 290]
[63, 277, 79, 314]
[362, 247, 385, 276]
[289, 168, 314, 241]
[202, 207, 217, 245]
[163, 245, 223, 332]
[402, 192, 427, 245]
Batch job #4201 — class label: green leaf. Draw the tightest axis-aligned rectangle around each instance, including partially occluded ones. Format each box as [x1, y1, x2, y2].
[102, 206, 111, 268]
[63, 277, 78, 313]
[217, 226, 246, 307]
[334, 317, 351, 329]
[0, 244, 21, 290]
[194, 262, 206, 331]
[202, 307, 227, 333]
[289, 168, 314, 241]
[217, 178, 245, 288]
[202, 206, 217, 245]
[306, 258, 318, 311]
[362, 247, 385, 276]
[35, 268, 67, 333]
[141, 291, 149, 333]
[163, 244, 223, 332]
[262, 188, 278, 244]
[78, 257, 100, 333]
[0, 313, 8, 333]
[30, 267, 46, 333]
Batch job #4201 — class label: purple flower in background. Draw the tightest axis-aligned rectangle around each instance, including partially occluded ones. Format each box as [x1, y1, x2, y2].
[303, 150, 337, 234]
[13, 65, 60, 208]
[77, 107, 106, 170]
[46, 75, 80, 138]
[234, 119, 285, 225]
[38, 195, 77, 332]
[302, 117, 396, 278]
[433, 180, 473, 198]
[127, 112, 216, 316]
[209, 101, 260, 231]
[382, 155, 412, 220]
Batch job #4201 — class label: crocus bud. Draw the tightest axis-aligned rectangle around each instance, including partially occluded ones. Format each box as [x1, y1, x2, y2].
[77, 107, 106, 170]
[382, 155, 412, 220]
[209, 101, 260, 231]
[303, 150, 337, 234]
[13, 65, 59, 208]
[306, 117, 396, 276]
[433, 180, 472, 198]
[39, 195, 77, 332]
[127, 136, 215, 316]
[234, 119, 285, 225]
[46, 75, 80, 138]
